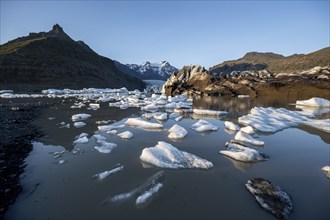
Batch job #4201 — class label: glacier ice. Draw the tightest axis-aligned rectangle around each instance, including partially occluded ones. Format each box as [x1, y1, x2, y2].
[117, 131, 134, 139]
[224, 121, 240, 131]
[191, 120, 218, 132]
[94, 140, 117, 153]
[125, 118, 163, 130]
[71, 113, 91, 122]
[240, 126, 255, 134]
[140, 141, 213, 169]
[193, 109, 228, 116]
[220, 142, 268, 162]
[234, 131, 264, 146]
[73, 136, 89, 144]
[296, 97, 330, 107]
[321, 166, 330, 179]
[168, 124, 188, 139]
[73, 122, 86, 128]
[93, 165, 124, 180]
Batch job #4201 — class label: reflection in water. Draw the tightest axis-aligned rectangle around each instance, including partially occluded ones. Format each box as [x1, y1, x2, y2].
[224, 156, 254, 172]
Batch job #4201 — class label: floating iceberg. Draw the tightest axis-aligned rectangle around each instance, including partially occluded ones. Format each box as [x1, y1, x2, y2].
[117, 131, 134, 139]
[98, 124, 125, 132]
[140, 141, 213, 169]
[224, 121, 240, 131]
[153, 112, 168, 121]
[296, 97, 330, 107]
[125, 118, 163, 129]
[193, 109, 227, 116]
[73, 122, 86, 128]
[168, 124, 188, 139]
[141, 104, 159, 111]
[240, 126, 255, 134]
[245, 178, 293, 219]
[93, 165, 124, 181]
[105, 171, 165, 207]
[234, 131, 264, 146]
[238, 107, 314, 133]
[321, 166, 330, 179]
[220, 142, 268, 163]
[191, 120, 218, 132]
[71, 113, 91, 122]
[94, 140, 117, 153]
[73, 136, 89, 144]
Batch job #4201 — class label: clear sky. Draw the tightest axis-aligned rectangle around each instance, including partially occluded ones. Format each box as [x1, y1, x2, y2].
[1, 0, 329, 69]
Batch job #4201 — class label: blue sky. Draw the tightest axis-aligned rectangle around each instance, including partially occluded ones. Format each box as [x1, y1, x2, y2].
[1, 0, 329, 68]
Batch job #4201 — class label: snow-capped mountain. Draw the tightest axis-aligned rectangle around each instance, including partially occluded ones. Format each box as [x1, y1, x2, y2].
[126, 61, 178, 80]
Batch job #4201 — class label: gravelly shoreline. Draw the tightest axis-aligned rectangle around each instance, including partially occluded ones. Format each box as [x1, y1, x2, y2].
[0, 101, 46, 218]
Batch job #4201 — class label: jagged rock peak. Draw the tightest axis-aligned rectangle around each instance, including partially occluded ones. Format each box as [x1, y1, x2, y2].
[47, 24, 71, 40]
[50, 24, 64, 34]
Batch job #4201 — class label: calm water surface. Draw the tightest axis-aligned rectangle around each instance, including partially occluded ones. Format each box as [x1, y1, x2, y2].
[5, 96, 330, 220]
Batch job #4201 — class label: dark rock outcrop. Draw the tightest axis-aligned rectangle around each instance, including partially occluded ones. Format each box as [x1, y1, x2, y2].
[0, 24, 145, 92]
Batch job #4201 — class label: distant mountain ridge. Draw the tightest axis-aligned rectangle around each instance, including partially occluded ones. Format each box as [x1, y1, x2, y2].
[210, 47, 330, 74]
[126, 61, 178, 80]
[0, 24, 145, 92]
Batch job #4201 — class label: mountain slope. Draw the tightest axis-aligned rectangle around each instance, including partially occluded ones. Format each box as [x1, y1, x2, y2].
[210, 47, 330, 74]
[0, 24, 145, 92]
[125, 61, 178, 80]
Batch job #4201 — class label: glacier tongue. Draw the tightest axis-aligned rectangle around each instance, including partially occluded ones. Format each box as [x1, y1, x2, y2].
[140, 141, 213, 169]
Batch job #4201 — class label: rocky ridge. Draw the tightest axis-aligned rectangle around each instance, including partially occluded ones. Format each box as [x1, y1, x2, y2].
[0, 24, 145, 92]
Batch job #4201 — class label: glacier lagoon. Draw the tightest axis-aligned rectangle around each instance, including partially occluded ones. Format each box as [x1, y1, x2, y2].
[3, 92, 330, 220]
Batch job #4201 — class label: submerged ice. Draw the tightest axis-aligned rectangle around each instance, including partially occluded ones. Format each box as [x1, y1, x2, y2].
[140, 141, 213, 169]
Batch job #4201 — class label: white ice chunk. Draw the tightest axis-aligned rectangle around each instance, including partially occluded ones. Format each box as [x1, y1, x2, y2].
[174, 116, 183, 121]
[71, 113, 91, 122]
[125, 118, 163, 129]
[93, 165, 124, 180]
[168, 124, 188, 139]
[193, 109, 228, 116]
[302, 119, 330, 133]
[141, 104, 159, 111]
[136, 183, 163, 206]
[169, 113, 180, 119]
[224, 121, 240, 131]
[240, 126, 255, 134]
[154, 112, 167, 121]
[76, 132, 88, 139]
[89, 103, 100, 110]
[220, 142, 268, 162]
[117, 131, 134, 139]
[191, 120, 219, 132]
[73, 136, 89, 144]
[321, 166, 330, 179]
[238, 95, 250, 98]
[94, 141, 117, 153]
[296, 97, 330, 107]
[73, 122, 86, 128]
[140, 141, 213, 169]
[234, 131, 264, 146]
[98, 124, 125, 132]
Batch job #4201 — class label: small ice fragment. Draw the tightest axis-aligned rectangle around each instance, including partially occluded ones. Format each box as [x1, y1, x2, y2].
[117, 131, 134, 139]
[59, 123, 70, 128]
[234, 131, 264, 146]
[58, 160, 66, 165]
[73, 122, 86, 128]
[93, 165, 124, 180]
[94, 141, 117, 153]
[174, 116, 183, 121]
[98, 124, 125, 132]
[73, 136, 89, 144]
[193, 109, 227, 116]
[238, 95, 250, 98]
[169, 113, 180, 119]
[136, 183, 163, 206]
[76, 133, 88, 139]
[240, 126, 255, 134]
[168, 124, 188, 139]
[220, 142, 268, 163]
[224, 121, 240, 131]
[321, 166, 330, 179]
[154, 112, 167, 121]
[191, 120, 218, 132]
[48, 117, 56, 120]
[89, 103, 100, 110]
[107, 130, 118, 135]
[141, 104, 159, 111]
[125, 118, 163, 129]
[71, 113, 91, 122]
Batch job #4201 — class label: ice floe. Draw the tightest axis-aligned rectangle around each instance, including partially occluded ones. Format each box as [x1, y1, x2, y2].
[125, 118, 163, 130]
[240, 126, 255, 134]
[220, 142, 268, 163]
[168, 124, 188, 139]
[153, 112, 168, 121]
[302, 119, 330, 133]
[71, 113, 91, 122]
[238, 107, 315, 133]
[94, 140, 117, 153]
[117, 131, 134, 139]
[296, 97, 330, 107]
[245, 178, 293, 219]
[140, 141, 213, 169]
[234, 131, 264, 146]
[224, 121, 240, 131]
[98, 124, 125, 132]
[73, 122, 86, 128]
[321, 166, 330, 179]
[191, 120, 218, 132]
[105, 171, 165, 207]
[93, 165, 124, 180]
[193, 109, 227, 116]
[73, 136, 89, 144]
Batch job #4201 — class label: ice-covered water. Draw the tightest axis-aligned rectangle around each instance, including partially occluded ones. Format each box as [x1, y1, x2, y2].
[3, 93, 330, 220]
